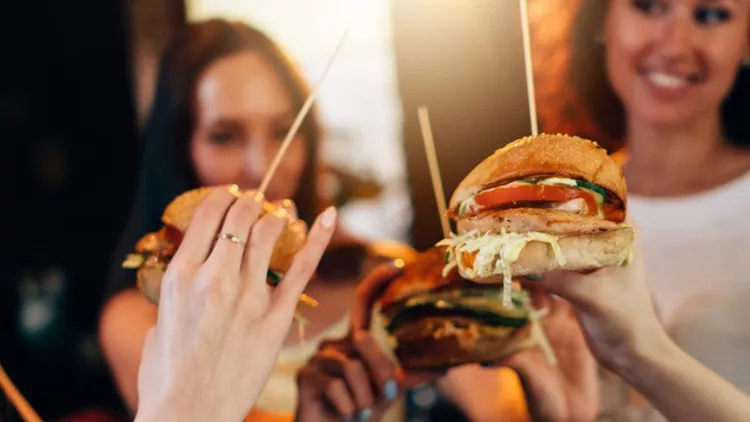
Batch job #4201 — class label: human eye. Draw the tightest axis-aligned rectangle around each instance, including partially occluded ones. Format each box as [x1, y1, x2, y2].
[631, 0, 669, 16]
[694, 4, 732, 26]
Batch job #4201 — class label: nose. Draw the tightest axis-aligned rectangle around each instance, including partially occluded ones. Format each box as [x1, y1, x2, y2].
[656, 15, 695, 63]
[242, 137, 272, 187]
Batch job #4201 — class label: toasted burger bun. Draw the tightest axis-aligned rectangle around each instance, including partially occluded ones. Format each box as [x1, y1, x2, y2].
[380, 248, 537, 370]
[380, 247, 458, 309]
[132, 186, 308, 304]
[451, 208, 633, 282]
[449, 133, 627, 211]
[453, 229, 634, 283]
[162, 186, 308, 270]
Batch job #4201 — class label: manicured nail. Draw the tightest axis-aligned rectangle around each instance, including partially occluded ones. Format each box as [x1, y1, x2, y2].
[281, 199, 297, 215]
[356, 408, 372, 421]
[273, 206, 289, 218]
[320, 206, 337, 229]
[384, 378, 398, 401]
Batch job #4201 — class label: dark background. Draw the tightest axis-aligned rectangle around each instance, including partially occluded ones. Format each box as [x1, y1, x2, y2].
[0, 0, 138, 418]
[0, 0, 531, 418]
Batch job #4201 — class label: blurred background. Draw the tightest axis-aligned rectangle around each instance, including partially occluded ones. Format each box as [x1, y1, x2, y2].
[3, 0, 746, 420]
[0, 0, 532, 417]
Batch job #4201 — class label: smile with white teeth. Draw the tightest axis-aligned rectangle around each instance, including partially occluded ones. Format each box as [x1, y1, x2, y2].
[647, 71, 690, 89]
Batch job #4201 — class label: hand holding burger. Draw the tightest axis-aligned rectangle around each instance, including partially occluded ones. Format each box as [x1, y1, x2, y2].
[296, 264, 442, 422]
[135, 187, 338, 422]
[123, 185, 313, 307]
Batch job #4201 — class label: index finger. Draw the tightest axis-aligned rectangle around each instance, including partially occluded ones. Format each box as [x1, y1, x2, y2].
[351, 262, 404, 331]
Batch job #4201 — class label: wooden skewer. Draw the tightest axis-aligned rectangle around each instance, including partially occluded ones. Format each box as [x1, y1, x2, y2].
[417, 106, 451, 239]
[257, 28, 350, 197]
[254, 28, 347, 310]
[515, 2, 558, 365]
[519, 0, 539, 136]
[0, 364, 42, 422]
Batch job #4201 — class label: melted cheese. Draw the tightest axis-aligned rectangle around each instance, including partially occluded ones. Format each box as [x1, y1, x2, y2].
[442, 230, 566, 307]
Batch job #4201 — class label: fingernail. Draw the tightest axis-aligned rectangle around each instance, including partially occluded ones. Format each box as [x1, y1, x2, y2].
[356, 408, 372, 422]
[272, 206, 289, 219]
[522, 274, 542, 281]
[281, 199, 297, 216]
[384, 378, 398, 401]
[320, 206, 337, 229]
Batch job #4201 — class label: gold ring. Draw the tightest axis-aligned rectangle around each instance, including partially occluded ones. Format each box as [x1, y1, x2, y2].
[219, 232, 245, 245]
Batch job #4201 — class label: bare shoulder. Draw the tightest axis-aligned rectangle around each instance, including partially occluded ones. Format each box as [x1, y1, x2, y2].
[99, 289, 157, 347]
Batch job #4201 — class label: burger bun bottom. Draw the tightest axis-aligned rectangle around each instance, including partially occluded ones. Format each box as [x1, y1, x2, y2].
[457, 228, 634, 283]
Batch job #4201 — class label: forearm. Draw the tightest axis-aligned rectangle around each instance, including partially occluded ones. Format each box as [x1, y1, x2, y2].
[619, 332, 750, 422]
[99, 289, 158, 413]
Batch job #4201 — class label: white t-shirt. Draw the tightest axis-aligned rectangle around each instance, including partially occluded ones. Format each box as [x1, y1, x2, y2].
[622, 171, 750, 420]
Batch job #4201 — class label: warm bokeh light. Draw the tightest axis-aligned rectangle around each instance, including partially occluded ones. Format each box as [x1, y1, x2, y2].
[186, 0, 391, 61]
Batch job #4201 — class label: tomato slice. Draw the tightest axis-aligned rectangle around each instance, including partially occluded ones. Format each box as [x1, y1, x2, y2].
[471, 185, 600, 217]
[163, 226, 184, 245]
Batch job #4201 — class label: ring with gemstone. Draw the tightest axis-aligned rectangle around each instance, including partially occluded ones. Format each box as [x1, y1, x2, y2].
[219, 232, 245, 246]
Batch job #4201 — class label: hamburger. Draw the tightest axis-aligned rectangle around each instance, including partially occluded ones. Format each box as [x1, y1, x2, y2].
[122, 186, 310, 305]
[379, 246, 544, 370]
[441, 134, 634, 305]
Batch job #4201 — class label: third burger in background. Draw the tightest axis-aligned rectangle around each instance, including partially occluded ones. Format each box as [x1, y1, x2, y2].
[379, 247, 539, 369]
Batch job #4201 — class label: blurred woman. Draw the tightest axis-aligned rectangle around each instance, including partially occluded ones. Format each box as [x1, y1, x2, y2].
[569, 0, 750, 418]
[98, 19, 414, 421]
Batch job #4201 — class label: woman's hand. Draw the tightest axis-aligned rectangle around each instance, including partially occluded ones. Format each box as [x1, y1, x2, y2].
[490, 290, 599, 422]
[133, 188, 337, 422]
[296, 265, 440, 421]
[296, 333, 440, 422]
[520, 238, 663, 372]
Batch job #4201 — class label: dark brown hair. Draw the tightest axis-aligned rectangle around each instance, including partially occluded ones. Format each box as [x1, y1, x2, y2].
[570, 0, 750, 149]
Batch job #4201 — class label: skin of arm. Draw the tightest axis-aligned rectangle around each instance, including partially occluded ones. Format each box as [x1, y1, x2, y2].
[99, 288, 157, 414]
[616, 325, 750, 422]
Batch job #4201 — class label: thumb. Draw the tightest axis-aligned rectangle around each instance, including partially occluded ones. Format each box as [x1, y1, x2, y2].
[351, 262, 404, 331]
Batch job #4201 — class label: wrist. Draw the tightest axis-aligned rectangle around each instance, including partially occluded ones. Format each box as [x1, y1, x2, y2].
[134, 396, 195, 422]
[612, 324, 676, 387]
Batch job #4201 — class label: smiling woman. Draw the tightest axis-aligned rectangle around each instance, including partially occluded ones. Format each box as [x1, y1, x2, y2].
[560, 0, 750, 420]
